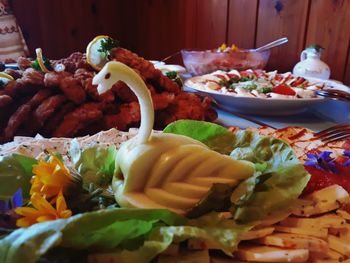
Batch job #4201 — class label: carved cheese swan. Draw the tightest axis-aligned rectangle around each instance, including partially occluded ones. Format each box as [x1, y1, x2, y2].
[93, 62, 255, 214]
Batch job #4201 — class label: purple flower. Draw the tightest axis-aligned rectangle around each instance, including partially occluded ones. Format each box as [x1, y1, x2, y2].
[344, 150, 350, 167]
[0, 189, 22, 229]
[0, 188, 22, 213]
[304, 151, 338, 173]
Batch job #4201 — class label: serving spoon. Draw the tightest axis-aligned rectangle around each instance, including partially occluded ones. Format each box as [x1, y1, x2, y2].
[254, 37, 288, 52]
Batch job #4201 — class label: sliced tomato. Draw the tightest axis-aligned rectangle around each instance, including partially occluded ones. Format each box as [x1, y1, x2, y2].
[253, 69, 265, 77]
[240, 70, 254, 78]
[274, 74, 284, 82]
[214, 74, 228, 80]
[272, 84, 296, 96]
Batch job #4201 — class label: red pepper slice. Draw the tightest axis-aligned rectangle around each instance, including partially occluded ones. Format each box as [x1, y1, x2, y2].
[272, 84, 296, 96]
[290, 77, 306, 87]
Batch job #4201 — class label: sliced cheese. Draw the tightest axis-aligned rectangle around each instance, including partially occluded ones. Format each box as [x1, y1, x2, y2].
[274, 226, 328, 239]
[236, 245, 309, 262]
[329, 224, 350, 241]
[280, 214, 346, 228]
[292, 201, 340, 217]
[292, 185, 350, 217]
[306, 185, 350, 204]
[310, 249, 346, 261]
[258, 233, 328, 252]
[336, 209, 350, 221]
[256, 212, 291, 228]
[328, 235, 350, 257]
[240, 227, 275, 240]
[311, 259, 342, 263]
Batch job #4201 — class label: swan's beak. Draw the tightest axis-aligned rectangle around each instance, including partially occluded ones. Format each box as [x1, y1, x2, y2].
[97, 84, 109, 95]
[92, 71, 102, 86]
[92, 64, 111, 94]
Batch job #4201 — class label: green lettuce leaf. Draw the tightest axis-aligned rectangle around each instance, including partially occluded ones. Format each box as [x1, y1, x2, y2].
[229, 130, 310, 223]
[113, 212, 250, 262]
[186, 183, 235, 218]
[164, 120, 236, 154]
[0, 154, 37, 200]
[0, 208, 186, 263]
[0, 209, 247, 263]
[165, 121, 309, 224]
[70, 140, 117, 187]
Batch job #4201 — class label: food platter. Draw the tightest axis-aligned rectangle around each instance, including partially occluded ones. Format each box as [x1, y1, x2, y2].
[1, 36, 350, 263]
[185, 71, 350, 116]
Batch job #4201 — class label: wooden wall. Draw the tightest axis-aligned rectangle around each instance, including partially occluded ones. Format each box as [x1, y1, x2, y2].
[10, 0, 350, 84]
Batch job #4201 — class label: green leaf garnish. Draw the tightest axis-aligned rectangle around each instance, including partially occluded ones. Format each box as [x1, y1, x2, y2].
[31, 56, 53, 71]
[307, 44, 324, 53]
[165, 71, 183, 86]
[98, 37, 120, 58]
[257, 85, 272, 94]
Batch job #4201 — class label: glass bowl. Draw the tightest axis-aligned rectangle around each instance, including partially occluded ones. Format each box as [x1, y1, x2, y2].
[181, 48, 270, 76]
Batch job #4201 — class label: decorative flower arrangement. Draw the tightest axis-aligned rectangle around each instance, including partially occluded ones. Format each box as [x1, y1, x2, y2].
[15, 154, 72, 227]
[304, 151, 338, 173]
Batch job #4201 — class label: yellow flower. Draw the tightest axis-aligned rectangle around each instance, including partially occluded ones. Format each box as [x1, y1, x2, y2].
[15, 191, 72, 227]
[231, 44, 239, 51]
[219, 43, 227, 51]
[31, 155, 71, 198]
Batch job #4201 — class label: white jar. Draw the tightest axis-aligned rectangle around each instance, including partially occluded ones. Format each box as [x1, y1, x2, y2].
[293, 46, 331, 80]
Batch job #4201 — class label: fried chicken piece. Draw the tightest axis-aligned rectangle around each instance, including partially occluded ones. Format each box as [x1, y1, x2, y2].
[0, 95, 30, 133]
[0, 95, 12, 107]
[59, 76, 86, 104]
[52, 52, 93, 73]
[4, 69, 23, 80]
[0, 80, 40, 98]
[155, 93, 217, 127]
[40, 102, 76, 137]
[111, 48, 157, 79]
[103, 102, 140, 130]
[27, 89, 53, 107]
[146, 83, 157, 95]
[3, 89, 52, 140]
[83, 78, 115, 102]
[202, 96, 217, 121]
[33, 95, 67, 128]
[172, 93, 213, 120]
[74, 68, 94, 85]
[74, 69, 115, 102]
[17, 56, 32, 70]
[3, 104, 31, 140]
[53, 103, 103, 137]
[110, 48, 180, 94]
[112, 81, 137, 103]
[21, 68, 45, 86]
[152, 92, 175, 110]
[44, 71, 72, 87]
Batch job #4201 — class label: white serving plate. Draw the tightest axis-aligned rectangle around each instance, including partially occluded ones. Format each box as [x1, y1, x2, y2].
[185, 77, 350, 116]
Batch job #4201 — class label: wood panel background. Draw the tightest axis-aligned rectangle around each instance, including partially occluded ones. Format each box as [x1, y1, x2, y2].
[9, 0, 350, 85]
